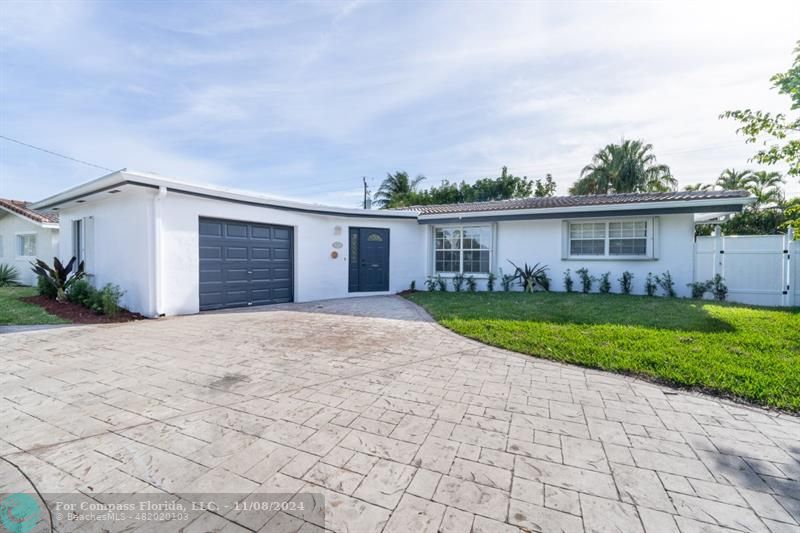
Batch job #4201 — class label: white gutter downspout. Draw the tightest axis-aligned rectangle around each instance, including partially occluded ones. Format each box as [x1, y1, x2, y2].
[153, 186, 167, 316]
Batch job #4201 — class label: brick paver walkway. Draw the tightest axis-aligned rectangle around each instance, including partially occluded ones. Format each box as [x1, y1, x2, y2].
[1, 296, 798, 532]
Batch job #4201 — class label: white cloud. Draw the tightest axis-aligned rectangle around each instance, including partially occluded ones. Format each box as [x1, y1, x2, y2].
[1, 0, 798, 203]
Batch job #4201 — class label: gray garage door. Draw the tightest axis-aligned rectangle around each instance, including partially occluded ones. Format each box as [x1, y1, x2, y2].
[199, 217, 293, 311]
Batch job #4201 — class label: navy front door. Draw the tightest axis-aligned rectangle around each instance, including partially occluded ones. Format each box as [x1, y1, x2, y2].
[349, 227, 390, 292]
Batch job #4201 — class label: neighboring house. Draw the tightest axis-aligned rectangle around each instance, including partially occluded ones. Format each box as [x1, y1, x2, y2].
[0, 198, 59, 286]
[31, 169, 754, 317]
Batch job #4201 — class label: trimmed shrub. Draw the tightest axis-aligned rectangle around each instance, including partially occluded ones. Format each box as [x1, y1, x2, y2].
[711, 274, 728, 301]
[645, 273, 658, 296]
[487, 272, 496, 292]
[618, 271, 634, 294]
[576, 268, 593, 293]
[37, 274, 58, 299]
[599, 272, 611, 294]
[657, 271, 676, 297]
[563, 269, 574, 293]
[465, 276, 477, 292]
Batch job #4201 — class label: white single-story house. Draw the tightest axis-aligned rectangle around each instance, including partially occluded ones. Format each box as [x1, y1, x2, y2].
[0, 198, 60, 286]
[30, 169, 754, 317]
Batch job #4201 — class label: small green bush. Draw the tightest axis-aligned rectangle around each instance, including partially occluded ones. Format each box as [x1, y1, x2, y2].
[501, 273, 515, 292]
[425, 277, 437, 292]
[618, 271, 634, 294]
[435, 274, 447, 292]
[0, 264, 20, 287]
[98, 283, 125, 317]
[711, 274, 728, 301]
[452, 274, 465, 292]
[67, 279, 97, 307]
[599, 272, 611, 294]
[657, 271, 676, 297]
[465, 276, 477, 292]
[37, 275, 58, 299]
[563, 269, 574, 293]
[687, 281, 712, 299]
[487, 272, 496, 292]
[576, 268, 593, 293]
[409, 280, 416, 291]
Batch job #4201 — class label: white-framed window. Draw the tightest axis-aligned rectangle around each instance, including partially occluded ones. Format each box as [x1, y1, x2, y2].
[16, 234, 37, 257]
[566, 219, 654, 258]
[434, 225, 492, 274]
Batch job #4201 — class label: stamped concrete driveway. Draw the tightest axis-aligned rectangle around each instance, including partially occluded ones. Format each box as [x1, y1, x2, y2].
[1, 296, 799, 533]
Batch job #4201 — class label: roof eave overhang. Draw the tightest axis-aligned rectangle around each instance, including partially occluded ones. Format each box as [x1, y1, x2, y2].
[416, 197, 754, 224]
[31, 170, 419, 220]
[0, 204, 58, 228]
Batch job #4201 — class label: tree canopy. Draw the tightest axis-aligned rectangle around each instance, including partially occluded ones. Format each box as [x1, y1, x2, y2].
[374, 167, 552, 208]
[721, 41, 800, 180]
[569, 139, 676, 195]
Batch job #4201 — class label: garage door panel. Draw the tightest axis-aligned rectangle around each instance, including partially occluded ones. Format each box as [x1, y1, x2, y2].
[225, 223, 248, 238]
[273, 228, 291, 240]
[199, 217, 293, 311]
[272, 248, 291, 260]
[199, 221, 223, 236]
[225, 246, 249, 260]
[251, 247, 271, 260]
[199, 246, 222, 259]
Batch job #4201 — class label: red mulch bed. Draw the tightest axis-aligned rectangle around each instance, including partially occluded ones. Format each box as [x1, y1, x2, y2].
[22, 296, 145, 324]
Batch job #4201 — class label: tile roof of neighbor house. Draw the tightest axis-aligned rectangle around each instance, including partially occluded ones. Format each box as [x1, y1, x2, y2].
[405, 190, 752, 215]
[0, 198, 59, 224]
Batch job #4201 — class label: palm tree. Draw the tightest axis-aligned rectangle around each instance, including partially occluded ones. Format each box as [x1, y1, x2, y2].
[715, 168, 753, 190]
[683, 183, 713, 191]
[373, 171, 426, 208]
[569, 139, 676, 195]
[747, 170, 785, 207]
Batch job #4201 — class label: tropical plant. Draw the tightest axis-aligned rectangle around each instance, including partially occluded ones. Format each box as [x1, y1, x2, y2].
[575, 268, 594, 293]
[657, 271, 676, 297]
[747, 170, 785, 207]
[425, 277, 437, 292]
[569, 139, 676, 195]
[563, 269, 574, 293]
[0, 264, 20, 287]
[487, 272, 496, 292]
[465, 276, 477, 292]
[721, 40, 800, 180]
[598, 272, 612, 294]
[409, 280, 416, 291]
[645, 273, 658, 296]
[687, 280, 712, 299]
[435, 274, 447, 292]
[618, 271, 634, 294]
[716, 168, 753, 190]
[373, 171, 426, 208]
[508, 261, 550, 293]
[683, 183, 714, 191]
[711, 274, 728, 301]
[452, 274, 465, 292]
[30, 257, 86, 302]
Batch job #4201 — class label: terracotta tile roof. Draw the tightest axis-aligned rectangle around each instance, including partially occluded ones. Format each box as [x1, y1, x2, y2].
[0, 198, 59, 224]
[405, 190, 752, 216]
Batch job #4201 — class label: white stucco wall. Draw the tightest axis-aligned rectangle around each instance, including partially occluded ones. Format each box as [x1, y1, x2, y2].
[54, 186, 699, 317]
[0, 213, 58, 286]
[493, 214, 696, 297]
[57, 188, 156, 315]
[159, 192, 428, 316]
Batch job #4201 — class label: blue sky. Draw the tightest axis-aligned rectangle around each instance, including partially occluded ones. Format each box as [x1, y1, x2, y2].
[1, 0, 798, 206]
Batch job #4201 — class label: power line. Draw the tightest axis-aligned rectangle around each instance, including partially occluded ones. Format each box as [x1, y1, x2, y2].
[0, 134, 114, 172]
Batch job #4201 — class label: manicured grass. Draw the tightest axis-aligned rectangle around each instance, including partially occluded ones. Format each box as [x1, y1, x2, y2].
[0, 286, 68, 325]
[405, 291, 800, 412]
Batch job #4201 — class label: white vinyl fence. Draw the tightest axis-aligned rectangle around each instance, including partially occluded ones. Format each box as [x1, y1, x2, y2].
[694, 228, 797, 307]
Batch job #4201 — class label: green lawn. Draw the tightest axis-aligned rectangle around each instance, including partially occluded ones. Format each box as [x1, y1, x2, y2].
[0, 287, 68, 325]
[405, 292, 800, 412]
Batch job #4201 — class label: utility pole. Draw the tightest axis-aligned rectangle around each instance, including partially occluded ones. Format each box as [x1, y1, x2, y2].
[363, 176, 369, 209]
